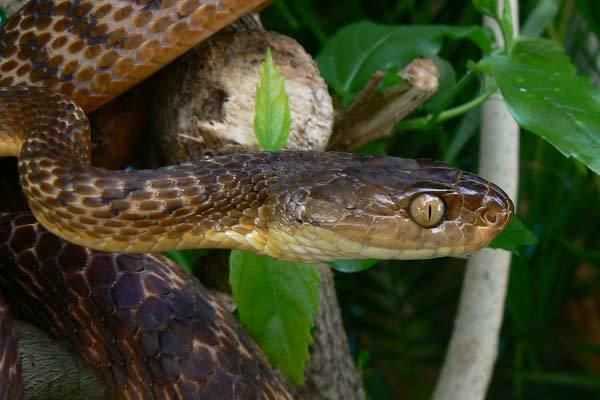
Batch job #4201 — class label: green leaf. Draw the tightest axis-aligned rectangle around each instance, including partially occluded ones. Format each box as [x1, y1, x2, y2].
[521, 0, 559, 38]
[254, 48, 291, 151]
[509, 37, 574, 73]
[355, 140, 387, 155]
[472, 0, 498, 18]
[499, 0, 514, 50]
[476, 38, 600, 174]
[316, 21, 492, 103]
[488, 216, 537, 252]
[163, 250, 208, 273]
[229, 251, 320, 384]
[576, 0, 600, 42]
[330, 259, 379, 273]
[423, 57, 457, 113]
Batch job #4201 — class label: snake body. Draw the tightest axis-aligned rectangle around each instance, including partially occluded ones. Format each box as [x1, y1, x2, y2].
[0, 212, 289, 399]
[0, 0, 514, 398]
[3, 86, 513, 262]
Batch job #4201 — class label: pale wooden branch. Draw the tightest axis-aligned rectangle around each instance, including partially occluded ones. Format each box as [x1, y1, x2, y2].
[329, 58, 439, 151]
[147, 19, 332, 163]
[433, 2, 520, 400]
[146, 16, 364, 400]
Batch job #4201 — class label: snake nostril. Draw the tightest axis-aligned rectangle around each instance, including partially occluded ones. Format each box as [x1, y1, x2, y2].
[483, 210, 497, 225]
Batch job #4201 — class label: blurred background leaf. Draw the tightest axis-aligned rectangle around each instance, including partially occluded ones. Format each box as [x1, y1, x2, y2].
[489, 217, 537, 253]
[262, 1, 600, 398]
[164, 250, 208, 274]
[316, 21, 491, 103]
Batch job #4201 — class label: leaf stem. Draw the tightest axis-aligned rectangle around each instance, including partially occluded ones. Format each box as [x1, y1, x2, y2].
[425, 69, 476, 129]
[397, 85, 496, 130]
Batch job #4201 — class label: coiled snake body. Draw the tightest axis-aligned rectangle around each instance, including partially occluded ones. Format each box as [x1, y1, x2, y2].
[0, 0, 514, 398]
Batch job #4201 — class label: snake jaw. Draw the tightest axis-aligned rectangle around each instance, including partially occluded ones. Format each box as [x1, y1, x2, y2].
[270, 155, 515, 262]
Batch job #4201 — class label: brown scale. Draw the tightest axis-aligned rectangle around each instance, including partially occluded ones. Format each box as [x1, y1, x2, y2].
[0, 0, 269, 112]
[0, 213, 291, 399]
[0, 0, 514, 397]
[0, 0, 290, 397]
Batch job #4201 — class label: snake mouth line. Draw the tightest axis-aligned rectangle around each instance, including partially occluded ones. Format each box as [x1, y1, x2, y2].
[262, 220, 511, 263]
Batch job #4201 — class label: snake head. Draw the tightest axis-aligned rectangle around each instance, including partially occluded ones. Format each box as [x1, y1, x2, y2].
[269, 152, 514, 262]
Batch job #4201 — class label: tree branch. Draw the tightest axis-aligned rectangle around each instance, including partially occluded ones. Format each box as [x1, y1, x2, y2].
[328, 58, 439, 151]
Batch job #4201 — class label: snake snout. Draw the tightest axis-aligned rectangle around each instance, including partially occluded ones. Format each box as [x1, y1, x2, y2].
[447, 172, 514, 252]
[480, 182, 514, 232]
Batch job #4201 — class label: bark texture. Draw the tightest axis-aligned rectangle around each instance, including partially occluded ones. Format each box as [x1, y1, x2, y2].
[147, 19, 333, 162]
[329, 58, 439, 151]
[146, 16, 365, 400]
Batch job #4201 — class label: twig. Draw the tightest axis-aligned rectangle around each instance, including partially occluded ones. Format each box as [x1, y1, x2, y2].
[433, 2, 520, 400]
[328, 58, 439, 151]
[397, 86, 496, 131]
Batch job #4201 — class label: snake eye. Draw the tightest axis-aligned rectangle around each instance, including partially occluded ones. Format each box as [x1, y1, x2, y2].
[409, 194, 445, 228]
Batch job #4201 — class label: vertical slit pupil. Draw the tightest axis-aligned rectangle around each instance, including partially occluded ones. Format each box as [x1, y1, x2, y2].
[428, 204, 432, 220]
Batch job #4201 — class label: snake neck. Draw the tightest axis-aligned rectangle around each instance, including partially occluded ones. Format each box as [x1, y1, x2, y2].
[0, 0, 283, 255]
[1, 90, 514, 262]
[0, 86, 275, 255]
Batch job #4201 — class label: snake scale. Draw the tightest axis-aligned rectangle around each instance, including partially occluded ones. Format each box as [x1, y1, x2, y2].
[0, 0, 514, 398]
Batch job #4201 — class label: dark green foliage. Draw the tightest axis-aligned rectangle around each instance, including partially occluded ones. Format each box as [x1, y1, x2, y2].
[477, 38, 600, 173]
[262, 1, 600, 398]
[316, 22, 491, 103]
[164, 250, 208, 273]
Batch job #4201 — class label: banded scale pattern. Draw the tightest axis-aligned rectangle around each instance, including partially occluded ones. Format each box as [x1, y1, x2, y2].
[0, 0, 269, 112]
[0, 212, 291, 399]
[3, 85, 513, 261]
[0, 0, 514, 397]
